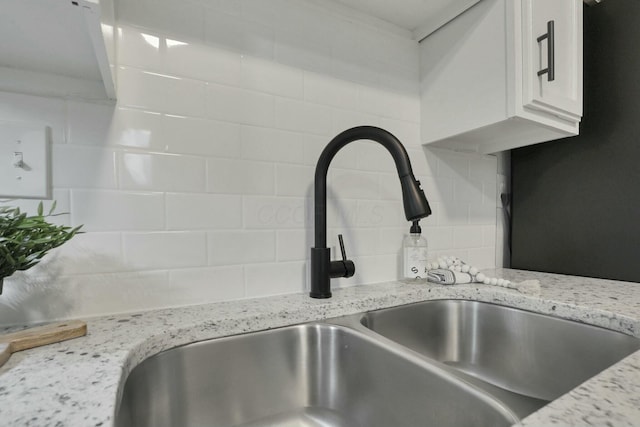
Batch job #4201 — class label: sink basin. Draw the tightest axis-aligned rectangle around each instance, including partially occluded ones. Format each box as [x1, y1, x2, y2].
[115, 323, 517, 427]
[360, 300, 640, 416]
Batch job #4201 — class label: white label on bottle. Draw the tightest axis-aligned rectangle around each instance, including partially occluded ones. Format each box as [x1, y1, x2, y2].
[404, 247, 428, 279]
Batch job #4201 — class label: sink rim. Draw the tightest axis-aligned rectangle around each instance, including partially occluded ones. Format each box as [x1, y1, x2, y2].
[357, 298, 640, 339]
[347, 298, 640, 416]
[115, 321, 521, 426]
[114, 297, 640, 426]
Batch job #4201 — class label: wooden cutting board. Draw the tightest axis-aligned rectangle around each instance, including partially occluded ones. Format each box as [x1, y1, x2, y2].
[0, 320, 87, 368]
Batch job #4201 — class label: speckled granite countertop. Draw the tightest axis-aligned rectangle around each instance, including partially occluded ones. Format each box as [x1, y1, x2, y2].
[1, 268, 639, 427]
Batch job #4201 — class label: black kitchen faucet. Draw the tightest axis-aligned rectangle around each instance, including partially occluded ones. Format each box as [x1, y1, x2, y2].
[310, 126, 432, 298]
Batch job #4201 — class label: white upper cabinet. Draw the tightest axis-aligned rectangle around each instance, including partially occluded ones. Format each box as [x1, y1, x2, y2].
[522, 0, 582, 122]
[0, 0, 116, 101]
[420, 0, 583, 153]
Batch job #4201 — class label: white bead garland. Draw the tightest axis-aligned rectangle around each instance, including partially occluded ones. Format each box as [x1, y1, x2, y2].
[427, 256, 511, 288]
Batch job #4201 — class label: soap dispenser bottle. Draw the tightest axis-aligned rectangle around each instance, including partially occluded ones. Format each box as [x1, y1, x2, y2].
[403, 220, 428, 279]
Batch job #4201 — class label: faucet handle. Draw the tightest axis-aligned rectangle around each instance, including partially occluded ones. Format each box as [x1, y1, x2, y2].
[330, 234, 355, 279]
[338, 234, 348, 261]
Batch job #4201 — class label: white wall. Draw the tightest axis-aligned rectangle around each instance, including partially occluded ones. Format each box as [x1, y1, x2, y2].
[0, 0, 498, 326]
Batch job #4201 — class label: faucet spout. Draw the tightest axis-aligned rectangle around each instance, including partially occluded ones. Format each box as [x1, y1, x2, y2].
[311, 126, 432, 299]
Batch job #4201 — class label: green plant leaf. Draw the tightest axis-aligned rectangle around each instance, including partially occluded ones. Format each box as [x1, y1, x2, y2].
[0, 200, 83, 281]
[48, 200, 57, 216]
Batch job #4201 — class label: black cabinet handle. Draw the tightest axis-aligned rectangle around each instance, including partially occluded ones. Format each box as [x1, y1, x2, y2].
[536, 20, 555, 82]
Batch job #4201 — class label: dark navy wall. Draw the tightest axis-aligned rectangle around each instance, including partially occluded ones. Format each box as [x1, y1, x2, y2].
[511, 0, 640, 282]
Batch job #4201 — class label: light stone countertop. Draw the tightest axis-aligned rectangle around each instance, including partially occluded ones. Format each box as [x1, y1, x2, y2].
[0, 268, 639, 427]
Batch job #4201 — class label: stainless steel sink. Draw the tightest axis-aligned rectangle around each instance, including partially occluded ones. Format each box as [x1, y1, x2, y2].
[360, 299, 640, 417]
[115, 323, 518, 427]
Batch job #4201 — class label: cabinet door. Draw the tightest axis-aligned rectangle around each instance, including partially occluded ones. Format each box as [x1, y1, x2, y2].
[521, 0, 582, 122]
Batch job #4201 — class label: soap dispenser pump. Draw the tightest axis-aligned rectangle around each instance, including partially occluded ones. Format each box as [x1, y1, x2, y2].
[403, 220, 428, 280]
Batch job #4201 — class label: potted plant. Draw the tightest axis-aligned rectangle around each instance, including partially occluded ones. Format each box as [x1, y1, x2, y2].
[0, 202, 82, 294]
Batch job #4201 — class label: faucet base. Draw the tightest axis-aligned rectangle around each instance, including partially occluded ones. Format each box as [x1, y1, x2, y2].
[310, 247, 332, 299]
[310, 291, 332, 299]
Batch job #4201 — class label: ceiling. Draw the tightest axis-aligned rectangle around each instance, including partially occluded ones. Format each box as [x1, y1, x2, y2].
[332, 0, 482, 40]
[333, 0, 462, 30]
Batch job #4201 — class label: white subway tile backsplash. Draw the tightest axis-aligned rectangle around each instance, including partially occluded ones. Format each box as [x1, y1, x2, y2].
[410, 147, 437, 177]
[470, 155, 499, 182]
[76, 271, 174, 316]
[467, 247, 496, 270]
[163, 75, 207, 117]
[244, 261, 307, 297]
[123, 231, 207, 270]
[453, 226, 484, 249]
[243, 196, 308, 229]
[52, 146, 118, 189]
[331, 110, 381, 137]
[327, 228, 379, 257]
[241, 56, 304, 99]
[303, 132, 357, 169]
[378, 173, 401, 201]
[166, 193, 242, 230]
[119, 152, 207, 192]
[208, 230, 275, 266]
[161, 114, 241, 158]
[379, 117, 421, 147]
[326, 198, 358, 229]
[358, 86, 420, 123]
[274, 29, 333, 76]
[276, 229, 310, 262]
[274, 97, 332, 136]
[424, 226, 454, 252]
[108, 108, 164, 150]
[437, 201, 470, 226]
[239, 0, 282, 25]
[483, 225, 497, 247]
[454, 179, 484, 204]
[118, 67, 207, 117]
[418, 176, 454, 204]
[469, 203, 496, 225]
[334, 254, 398, 288]
[168, 266, 245, 302]
[378, 227, 405, 255]
[206, 83, 274, 127]
[66, 100, 113, 145]
[207, 158, 274, 195]
[276, 164, 313, 197]
[240, 125, 305, 164]
[116, 0, 205, 42]
[435, 149, 469, 180]
[329, 168, 379, 200]
[116, 66, 169, 111]
[117, 26, 164, 71]
[72, 190, 165, 231]
[359, 27, 419, 70]
[355, 200, 405, 228]
[356, 142, 397, 173]
[0, 0, 500, 326]
[204, 7, 275, 59]
[165, 41, 242, 86]
[304, 72, 359, 110]
[53, 232, 123, 275]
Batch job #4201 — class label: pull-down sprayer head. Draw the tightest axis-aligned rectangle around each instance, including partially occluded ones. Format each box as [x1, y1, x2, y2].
[400, 174, 432, 222]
